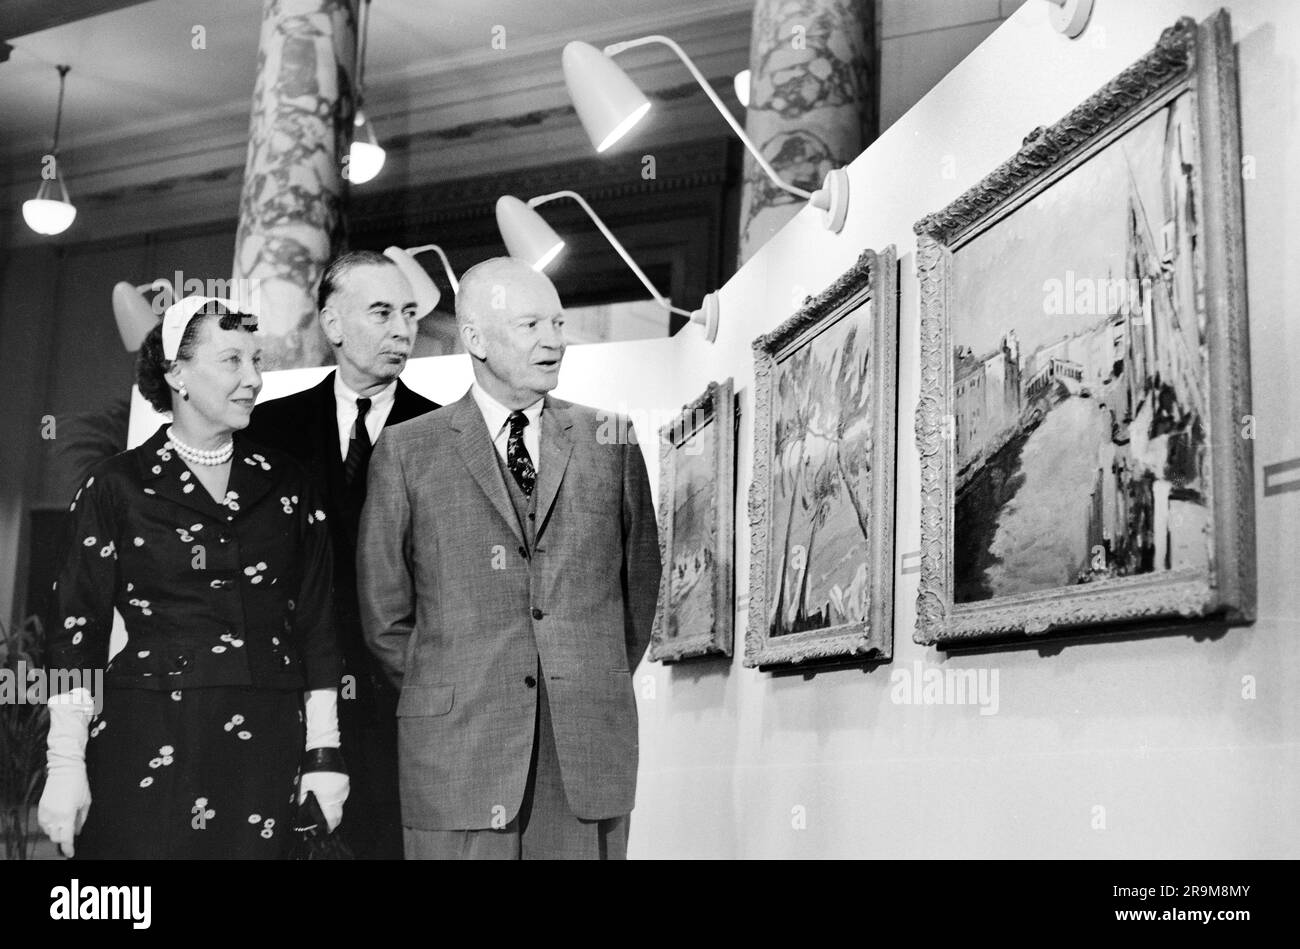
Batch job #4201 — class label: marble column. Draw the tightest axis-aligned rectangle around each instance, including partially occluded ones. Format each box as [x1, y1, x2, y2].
[739, 0, 877, 263]
[232, 0, 357, 369]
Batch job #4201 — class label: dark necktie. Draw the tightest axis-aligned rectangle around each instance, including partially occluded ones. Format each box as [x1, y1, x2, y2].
[344, 397, 372, 485]
[506, 411, 536, 497]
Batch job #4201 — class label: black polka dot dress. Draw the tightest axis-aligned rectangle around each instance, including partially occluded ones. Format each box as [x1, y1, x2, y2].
[48, 424, 342, 860]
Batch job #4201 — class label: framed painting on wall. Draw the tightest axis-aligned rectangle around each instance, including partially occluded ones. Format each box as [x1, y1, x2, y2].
[746, 246, 899, 668]
[649, 378, 736, 662]
[913, 11, 1254, 648]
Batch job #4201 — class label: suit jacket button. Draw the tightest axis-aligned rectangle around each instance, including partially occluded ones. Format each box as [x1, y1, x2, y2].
[518, 546, 527, 559]
[531, 607, 544, 620]
[524, 675, 537, 688]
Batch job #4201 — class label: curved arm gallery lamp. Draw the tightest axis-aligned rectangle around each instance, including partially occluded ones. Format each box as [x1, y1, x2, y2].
[1043, 0, 1093, 38]
[562, 36, 849, 233]
[382, 244, 459, 315]
[401, 244, 460, 293]
[495, 192, 719, 343]
[111, 279, 174, 351]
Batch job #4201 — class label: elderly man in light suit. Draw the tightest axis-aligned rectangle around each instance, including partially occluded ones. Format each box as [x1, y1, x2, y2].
[357, 256, 660, 859]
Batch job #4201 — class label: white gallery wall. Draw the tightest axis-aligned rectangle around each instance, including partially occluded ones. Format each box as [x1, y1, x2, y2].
[126, 0, 1299, 858]
[629, 0, 1298, 859]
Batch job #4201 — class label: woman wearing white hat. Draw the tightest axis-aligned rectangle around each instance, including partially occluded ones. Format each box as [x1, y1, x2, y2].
[38, 296, 348, 859]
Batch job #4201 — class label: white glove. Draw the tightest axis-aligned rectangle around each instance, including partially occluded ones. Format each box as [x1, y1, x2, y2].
[299, 688, 348, 832]
[38, 688, 95, 858]
[299, 771, 349, 833]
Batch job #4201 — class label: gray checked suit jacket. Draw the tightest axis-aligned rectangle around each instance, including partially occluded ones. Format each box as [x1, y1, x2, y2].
[357, 391, 661, 830]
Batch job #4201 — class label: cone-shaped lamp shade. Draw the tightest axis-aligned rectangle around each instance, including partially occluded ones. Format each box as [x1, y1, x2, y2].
[346, 111, 386, 184]
[382, 246, 441, 317]
[112, 281, 160, 351]
[562, 41, 652, 153]
[733, 69, 751, 108]
[496, 196, 565, 271]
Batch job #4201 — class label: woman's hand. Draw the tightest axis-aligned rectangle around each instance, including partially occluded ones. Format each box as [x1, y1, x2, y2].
[38, 689, 95, 857]
[299, 770, 350, 832]
[300, 688, 349, 832]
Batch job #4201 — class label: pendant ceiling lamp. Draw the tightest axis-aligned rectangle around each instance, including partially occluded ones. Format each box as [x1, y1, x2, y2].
[496, 191, 719, 342]
[22, 64, 77, 236]
[562, 36, 849, 232]
[346, 0, 385, 184]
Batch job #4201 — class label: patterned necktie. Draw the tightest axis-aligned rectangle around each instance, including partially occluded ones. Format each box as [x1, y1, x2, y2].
[343, 397, 372, 485]
[506, 410, 536, 497]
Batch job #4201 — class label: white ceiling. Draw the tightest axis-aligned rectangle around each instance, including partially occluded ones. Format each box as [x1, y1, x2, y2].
[0, 0, 753, 163]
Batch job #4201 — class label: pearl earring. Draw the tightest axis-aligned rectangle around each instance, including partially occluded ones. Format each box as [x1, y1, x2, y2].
[180, 385, 190, 402]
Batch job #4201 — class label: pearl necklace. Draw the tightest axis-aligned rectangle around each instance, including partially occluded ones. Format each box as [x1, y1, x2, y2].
[167, 427, 234, 466]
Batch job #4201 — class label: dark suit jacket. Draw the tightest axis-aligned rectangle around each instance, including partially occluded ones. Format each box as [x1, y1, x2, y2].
[357, 392, 661, 829]
[245, 371, 439, 708]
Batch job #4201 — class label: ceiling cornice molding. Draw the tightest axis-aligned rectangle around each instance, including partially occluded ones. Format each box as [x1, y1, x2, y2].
[367, 0, 752, 99]
[349, 136, 735, 234]
[2, 72, 742, 204]
[4, 2, 752, 183]
[0, 0, 152, 45]
[0, 84, 742, 249]
[365, 4, 752, 125]
[382, 73, 731, 152]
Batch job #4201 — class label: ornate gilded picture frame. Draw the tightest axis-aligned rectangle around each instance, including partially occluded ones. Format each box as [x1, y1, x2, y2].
[913, 11, 1254, 648]
[649, 379, 736, 662]
[746, 246, 898, 668]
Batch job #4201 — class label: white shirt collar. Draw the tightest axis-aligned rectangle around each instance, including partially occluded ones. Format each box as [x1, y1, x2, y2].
[470, 380, 543, 440]
[333, 373, 399, 459]
[334, 372, 397, 411]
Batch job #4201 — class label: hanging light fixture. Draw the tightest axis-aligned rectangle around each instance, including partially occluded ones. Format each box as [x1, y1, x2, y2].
[345, 0, 385, 184]
[562, 37, 849, 232]
[22, 64, 77, 236]
[496, 191, 719, 342]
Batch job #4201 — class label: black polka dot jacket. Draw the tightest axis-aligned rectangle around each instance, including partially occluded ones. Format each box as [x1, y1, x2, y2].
[47, 424, 342, 692]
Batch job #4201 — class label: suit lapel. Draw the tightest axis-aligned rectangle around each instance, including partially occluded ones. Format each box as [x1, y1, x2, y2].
[449, 393, 525, 548]
[387, 379, 429, 427]
[533, 396, 573, 542]
[313, 372, 347, 497]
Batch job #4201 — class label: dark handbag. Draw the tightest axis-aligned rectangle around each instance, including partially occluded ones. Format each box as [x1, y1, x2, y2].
[288, 790, 354, 860]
